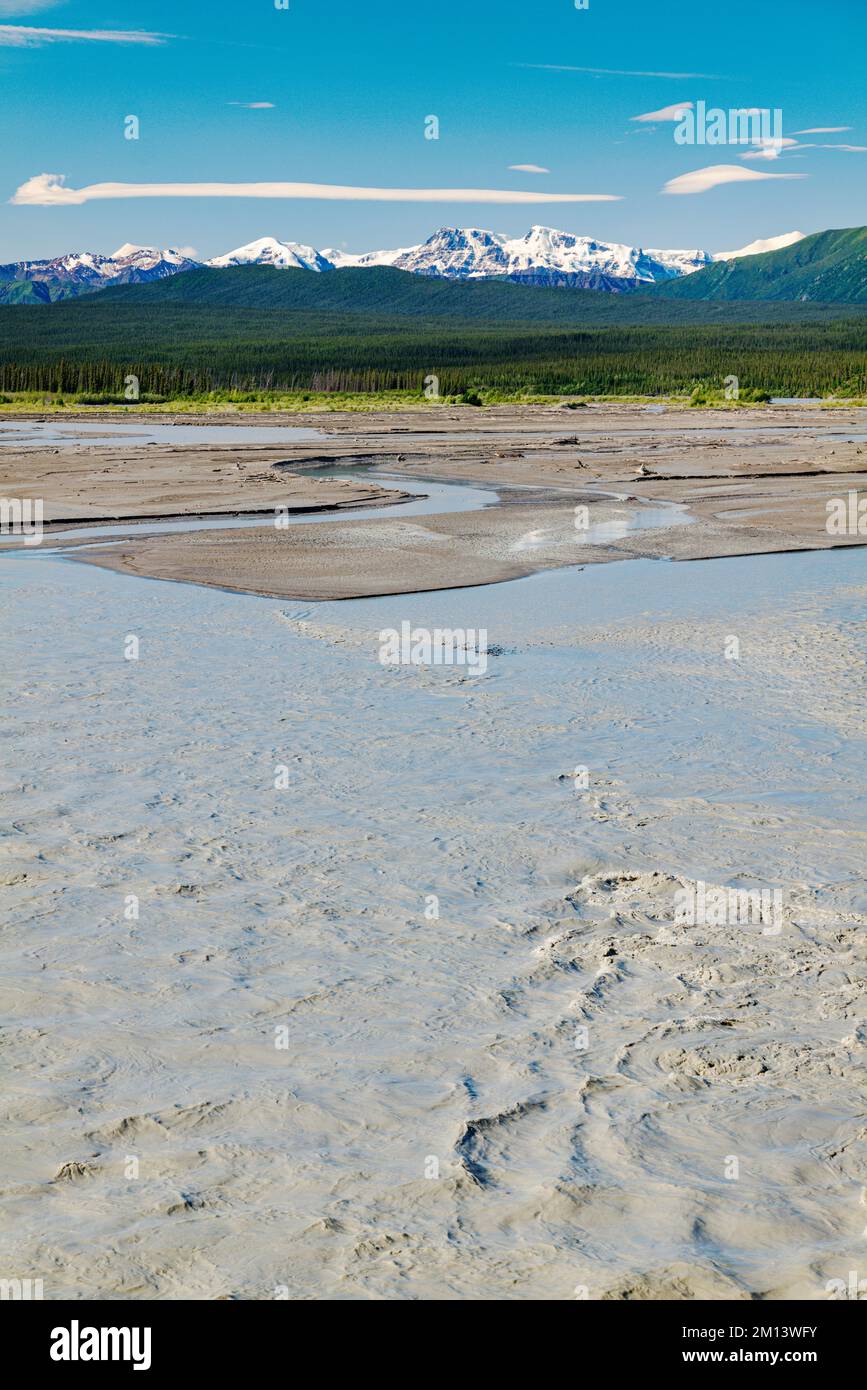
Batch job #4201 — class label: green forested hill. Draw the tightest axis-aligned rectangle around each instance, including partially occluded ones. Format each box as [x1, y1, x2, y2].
[0, 278, 75, 305]
[93, 264, 604, 318]
[654, 227, 867, 302]
[88, 261, 866, 320]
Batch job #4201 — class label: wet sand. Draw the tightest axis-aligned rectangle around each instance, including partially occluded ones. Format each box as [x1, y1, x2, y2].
[6, 403, 860, 598]
[0, 425, 409, 525]
[2, 541, 865, 1300]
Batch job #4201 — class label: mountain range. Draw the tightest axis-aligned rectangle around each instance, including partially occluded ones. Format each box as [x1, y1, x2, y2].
[0, 225, 806, 303]
[2, 225, 864, 307]
[0, 244, 199, 303]
[318, 226, 722, 289]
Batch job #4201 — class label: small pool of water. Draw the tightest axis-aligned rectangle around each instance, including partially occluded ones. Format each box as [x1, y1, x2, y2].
[42, 470, 498, 543]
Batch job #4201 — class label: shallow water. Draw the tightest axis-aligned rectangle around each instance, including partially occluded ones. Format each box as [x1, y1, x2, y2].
[3, 522, 861, 1301]
[42, 471, 499, 543]
[31, 464, 690, 552]
[1, 438, 865, 1300]
[0, 420, 328, 448]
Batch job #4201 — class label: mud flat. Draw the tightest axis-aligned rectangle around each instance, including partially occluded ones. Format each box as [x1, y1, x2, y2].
[1, 406, 866, 1301]
[1, 537, 865, 1300]
[5, 403, 861, 598]
[0, 421, 409, 526]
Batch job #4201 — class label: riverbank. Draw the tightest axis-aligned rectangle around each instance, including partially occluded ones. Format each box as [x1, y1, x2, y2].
[4, 403, 863, 599]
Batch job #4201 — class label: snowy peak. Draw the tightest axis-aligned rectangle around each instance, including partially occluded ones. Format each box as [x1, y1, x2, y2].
[322, 244, 410, 269]
[205, 236, 332, 272]
[714, 231, 806, 262]
[111, 244, 196, 270]
[508, 227, 711, 280]
[358, 224, 714, 287]
[0, 245, 200, 287]
[391, 227, 510, 278]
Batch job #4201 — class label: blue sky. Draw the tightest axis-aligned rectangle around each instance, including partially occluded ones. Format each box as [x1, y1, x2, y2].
[1, 0, 865, 261]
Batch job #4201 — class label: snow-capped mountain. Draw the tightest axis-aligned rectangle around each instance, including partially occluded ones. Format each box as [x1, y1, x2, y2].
[713, 231, 806, 262]
[0, 226, 810, 300]
[0, 244, 200, 287]
[110, 245, 199, 279]
[320, 244, 411, 269]
[205, 236, 332, 273]
[323, 226, 713, 290]
[396, 227, 514, 278]
[643, 246, 715, 278]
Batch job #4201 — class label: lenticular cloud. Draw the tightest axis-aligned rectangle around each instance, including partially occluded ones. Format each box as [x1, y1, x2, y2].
[10, 172, 622, 206]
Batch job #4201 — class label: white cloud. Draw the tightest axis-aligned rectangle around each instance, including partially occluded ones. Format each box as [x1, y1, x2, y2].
[739, 137, 801, 161]
[741, 139, 866, 159]
[508, 163, 550, 173]
[10, 172, 621, 206]
[0, 24, 170, 46]
[631, 102, 692, 123]
[229, 102, 275, 110]
[793, 126, 851, 134]
[516, 64, 724, 79]
[662, 163, 806, 195]
[0, 1, 63, 12]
